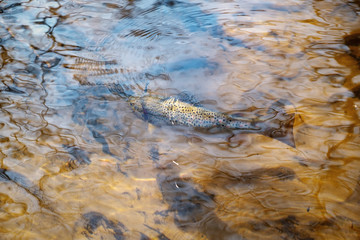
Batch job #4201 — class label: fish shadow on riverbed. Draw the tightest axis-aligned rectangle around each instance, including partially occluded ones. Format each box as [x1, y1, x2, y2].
[74, 211, 127, 240]
[156, 171, 245, 240]
[155, 162, 320, 240]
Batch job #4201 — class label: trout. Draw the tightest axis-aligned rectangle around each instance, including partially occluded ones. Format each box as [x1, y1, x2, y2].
[127, 94, 296, 147]
[78, 81, 295, 147]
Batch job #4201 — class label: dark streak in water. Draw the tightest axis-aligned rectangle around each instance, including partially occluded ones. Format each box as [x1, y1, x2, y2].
[144, 224, 171, 240]
[149, 145, 160, 163]
[81, 211, 126, 240]
[0, 85, 26, 94]
[211, 166, 296, 185]
[90, 129, 114, 158]
[0, 167, 54, 214]
[136, 187, 141, 200]
[63, 144, 92, 165]
[277, 215, 314, 240]
[351, 85, 360, 99]
[156, 172, 244, 240]
[344, 32, 360, 62]
[0, 167, 37, 192]
[154, 210, 169, 217]
[0, 3, 22, 13]
[140, 232, 151, 240]
[71, 97, 122, 161]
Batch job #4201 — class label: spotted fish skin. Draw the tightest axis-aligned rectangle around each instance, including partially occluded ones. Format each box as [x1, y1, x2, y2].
[77, 81, 295, 146]
[128, 95, 259, 130]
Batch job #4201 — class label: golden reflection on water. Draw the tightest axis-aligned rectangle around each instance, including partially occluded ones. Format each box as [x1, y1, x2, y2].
[0, 0, 360, 239]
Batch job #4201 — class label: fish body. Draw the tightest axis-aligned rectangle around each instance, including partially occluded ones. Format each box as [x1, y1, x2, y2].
[128, 95, 259, 130]
[128, 94, 295, 147]
[82, 83, 295, 147]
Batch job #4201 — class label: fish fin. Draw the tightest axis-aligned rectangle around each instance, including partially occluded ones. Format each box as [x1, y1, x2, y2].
[261, 99, 296, 148]
[175, 91, 202, 106]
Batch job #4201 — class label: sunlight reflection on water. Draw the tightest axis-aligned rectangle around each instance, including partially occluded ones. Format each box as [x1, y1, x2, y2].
[0, 0, 360, 239]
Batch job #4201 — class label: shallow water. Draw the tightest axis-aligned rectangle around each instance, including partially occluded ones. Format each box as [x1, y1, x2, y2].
[0, 0, 360, 239]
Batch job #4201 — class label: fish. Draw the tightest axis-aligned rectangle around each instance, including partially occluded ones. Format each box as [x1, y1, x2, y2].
[126, 94, 296, 147]
[129, 95, 259, 129]
[77, 81, 295, 147]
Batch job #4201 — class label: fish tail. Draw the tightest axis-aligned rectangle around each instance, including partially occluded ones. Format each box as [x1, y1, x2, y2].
[259, 99, 296, 148]
[227, 118, 261, 130]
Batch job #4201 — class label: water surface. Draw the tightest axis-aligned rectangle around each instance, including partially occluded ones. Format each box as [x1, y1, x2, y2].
[0, 0, 360, 239]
